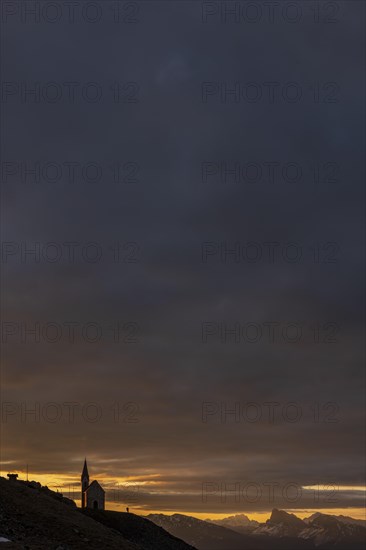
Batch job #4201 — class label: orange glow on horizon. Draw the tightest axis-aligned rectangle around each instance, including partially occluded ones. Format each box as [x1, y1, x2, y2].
[1, 469, 364, 522]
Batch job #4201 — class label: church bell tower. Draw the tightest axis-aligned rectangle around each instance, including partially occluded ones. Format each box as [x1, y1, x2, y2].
[81, 458, 89, 508]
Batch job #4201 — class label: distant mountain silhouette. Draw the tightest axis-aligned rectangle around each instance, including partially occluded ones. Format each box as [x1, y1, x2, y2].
[253, 508, 366, 548]
[147, 509, 366, 550]
[254, 508, 306, 538]
[146, 512, 312, 549]
[305, 512, 366, 528]
[206, 513, 259, 533]
[298, 511, 366, 549]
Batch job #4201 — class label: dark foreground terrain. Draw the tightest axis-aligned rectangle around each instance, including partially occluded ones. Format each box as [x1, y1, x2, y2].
[0, 477, 195, 550]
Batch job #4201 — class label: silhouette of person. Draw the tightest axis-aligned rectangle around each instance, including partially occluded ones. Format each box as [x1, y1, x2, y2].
[126, 507, 129, 513]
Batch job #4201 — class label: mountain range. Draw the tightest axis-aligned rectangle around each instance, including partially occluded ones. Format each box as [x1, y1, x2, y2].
[147, 508, 366, 550]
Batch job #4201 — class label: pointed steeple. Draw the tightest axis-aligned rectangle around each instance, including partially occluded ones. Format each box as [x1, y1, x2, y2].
[82, 458, 89, 479]
[81, 458, 89, 509]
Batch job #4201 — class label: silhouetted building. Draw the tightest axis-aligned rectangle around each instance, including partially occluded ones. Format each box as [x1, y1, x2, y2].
[7, 473, 18, 481]
[81, 459, 105, 510]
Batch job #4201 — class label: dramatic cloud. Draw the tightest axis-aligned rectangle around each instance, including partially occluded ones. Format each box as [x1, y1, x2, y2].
[1, 0, 364, 516]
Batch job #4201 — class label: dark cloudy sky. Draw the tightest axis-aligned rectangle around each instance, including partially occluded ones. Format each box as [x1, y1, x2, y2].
[1, 0, 365, 518]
